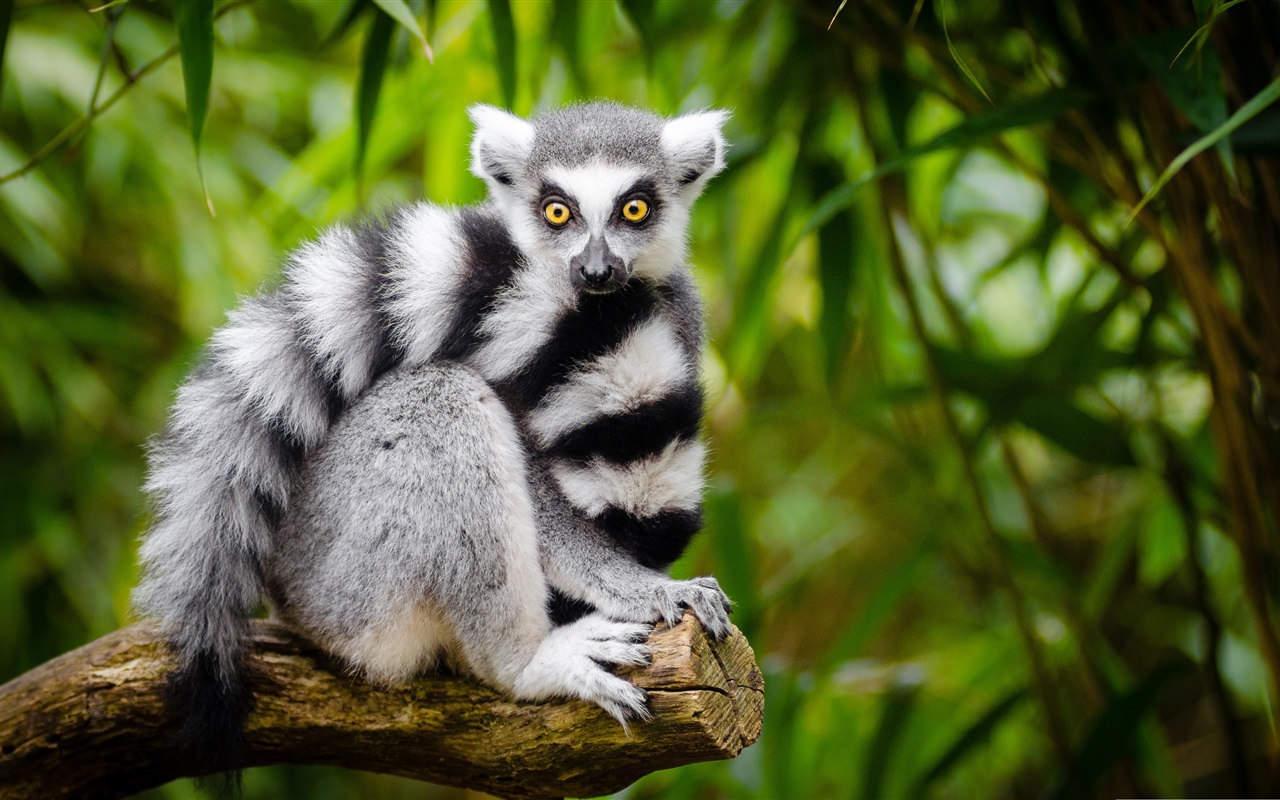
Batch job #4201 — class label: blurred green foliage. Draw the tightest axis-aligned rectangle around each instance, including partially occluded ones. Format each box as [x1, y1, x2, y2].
[3, 0, 1280, 797]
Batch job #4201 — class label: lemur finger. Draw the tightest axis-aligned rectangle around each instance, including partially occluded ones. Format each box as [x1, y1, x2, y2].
[688, 592, 732, 640]
[586, 639, 652, 667]
[652, 585, 684, 628]
[592, 676, 651, 726]
[690, 575, 723, 592]
[582, 618, 652, 645]
[689, 576, 733, 612]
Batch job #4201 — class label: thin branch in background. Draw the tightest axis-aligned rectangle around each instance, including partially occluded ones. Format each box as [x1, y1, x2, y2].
[0, 0, 254, 186]
[883, 184, 1077, 774]
[826, 0, 846, 30]
[998, 438, 1103, 697]
[70, 4, 125, 156]
[834, 4, 1086, 772]
[843, 66, 1077, 773]
[88, 0, 130, 12]
[1161, 428, 1254, 796]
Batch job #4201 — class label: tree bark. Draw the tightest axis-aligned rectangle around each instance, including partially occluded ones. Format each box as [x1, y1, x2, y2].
[0, 612, 763, 799]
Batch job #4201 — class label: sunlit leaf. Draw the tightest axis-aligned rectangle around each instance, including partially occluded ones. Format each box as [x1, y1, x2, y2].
[1128, 73, 1280, 224]
[355, 7, 395, 191]
[1138, 501, 1187, 586]
[174, 0, 214, 214]
[488, 0, 517, 109]
[372, 0, 433, 61]
[826, 0, 847, 30]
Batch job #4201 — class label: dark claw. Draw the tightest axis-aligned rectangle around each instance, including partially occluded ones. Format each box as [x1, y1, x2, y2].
[629, 688, 652, 719]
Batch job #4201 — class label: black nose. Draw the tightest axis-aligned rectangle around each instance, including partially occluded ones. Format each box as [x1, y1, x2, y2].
[580, 263, 613, 289]
[570, 236, 625, 293]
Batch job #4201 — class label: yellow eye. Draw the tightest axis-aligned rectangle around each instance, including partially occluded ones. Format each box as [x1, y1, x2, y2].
[543, 201, 572, 226]
[621, 198, 650, 223]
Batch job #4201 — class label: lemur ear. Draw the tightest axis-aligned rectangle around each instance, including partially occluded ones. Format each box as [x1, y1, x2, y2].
[469, 104, 535, 190]
[661, 109, 730, 192]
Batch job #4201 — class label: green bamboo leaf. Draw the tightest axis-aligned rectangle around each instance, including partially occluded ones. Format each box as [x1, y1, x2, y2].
[1171, 0, 1248, 67]
[355, 8, 395, 189]
[618, 0, 655, 48]
[174, 0, 214, 214]
[863, 679, 921, 800]
[323, 0, 370, 47]
[811, 159, 857, 387]
[823, 532, 938, 670]
[1128, 73, 1280, 224]
[550, 0, 586, 92]
[940, 0, 991, 105]
[705, 489, 759, 635]
[1005, 391, 1135, 465]
[372, 0, 433, 61]
[910, 688, 1028, 794]
[1135, 30, 1235, 186]
[1048, 662, 1188, 800]
[827, 0, 848, 29]
[798, 88, 1097, 244]
[488, 0, 517, 109]
[0, 0, 14, 108]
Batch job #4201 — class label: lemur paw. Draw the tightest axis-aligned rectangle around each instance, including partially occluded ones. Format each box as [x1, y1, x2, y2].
[513, 614, 652, 726]
[654, 576, 733, 640]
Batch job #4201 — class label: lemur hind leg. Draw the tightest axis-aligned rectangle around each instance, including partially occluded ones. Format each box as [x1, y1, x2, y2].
[268, 362, 651, 722]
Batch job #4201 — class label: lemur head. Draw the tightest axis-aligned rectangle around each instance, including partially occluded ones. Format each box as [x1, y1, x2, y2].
[469, 101, 728, 293]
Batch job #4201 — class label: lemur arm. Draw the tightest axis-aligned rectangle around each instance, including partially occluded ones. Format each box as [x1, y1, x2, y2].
[530, 464, 732, 639]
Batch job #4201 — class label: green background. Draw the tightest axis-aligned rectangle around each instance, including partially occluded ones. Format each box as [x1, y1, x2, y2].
[3, 0, 1279, 797]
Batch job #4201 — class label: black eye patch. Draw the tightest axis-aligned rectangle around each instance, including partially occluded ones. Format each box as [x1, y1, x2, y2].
[533, 181, 580, 228]
[616, 180, 661, 222]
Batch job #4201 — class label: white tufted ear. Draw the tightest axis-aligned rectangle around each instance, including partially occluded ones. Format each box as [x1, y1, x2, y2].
[468, 104, 536, 191]
[661, 109, 729, 195]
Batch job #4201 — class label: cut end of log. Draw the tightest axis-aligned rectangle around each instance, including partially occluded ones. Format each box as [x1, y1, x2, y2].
[0, 611, 763, 799]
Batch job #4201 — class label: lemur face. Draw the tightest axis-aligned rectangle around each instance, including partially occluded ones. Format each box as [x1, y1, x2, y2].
[469, 102, 728, 292]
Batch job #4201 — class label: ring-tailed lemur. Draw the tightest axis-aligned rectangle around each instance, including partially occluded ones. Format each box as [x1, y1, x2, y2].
[133, 101, 732, 775]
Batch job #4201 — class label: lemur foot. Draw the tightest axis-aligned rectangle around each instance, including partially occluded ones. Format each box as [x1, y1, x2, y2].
[513, 613, 652, 725]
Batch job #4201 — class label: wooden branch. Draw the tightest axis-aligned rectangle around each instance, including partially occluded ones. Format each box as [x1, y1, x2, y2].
[0, 612, 763, 799]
